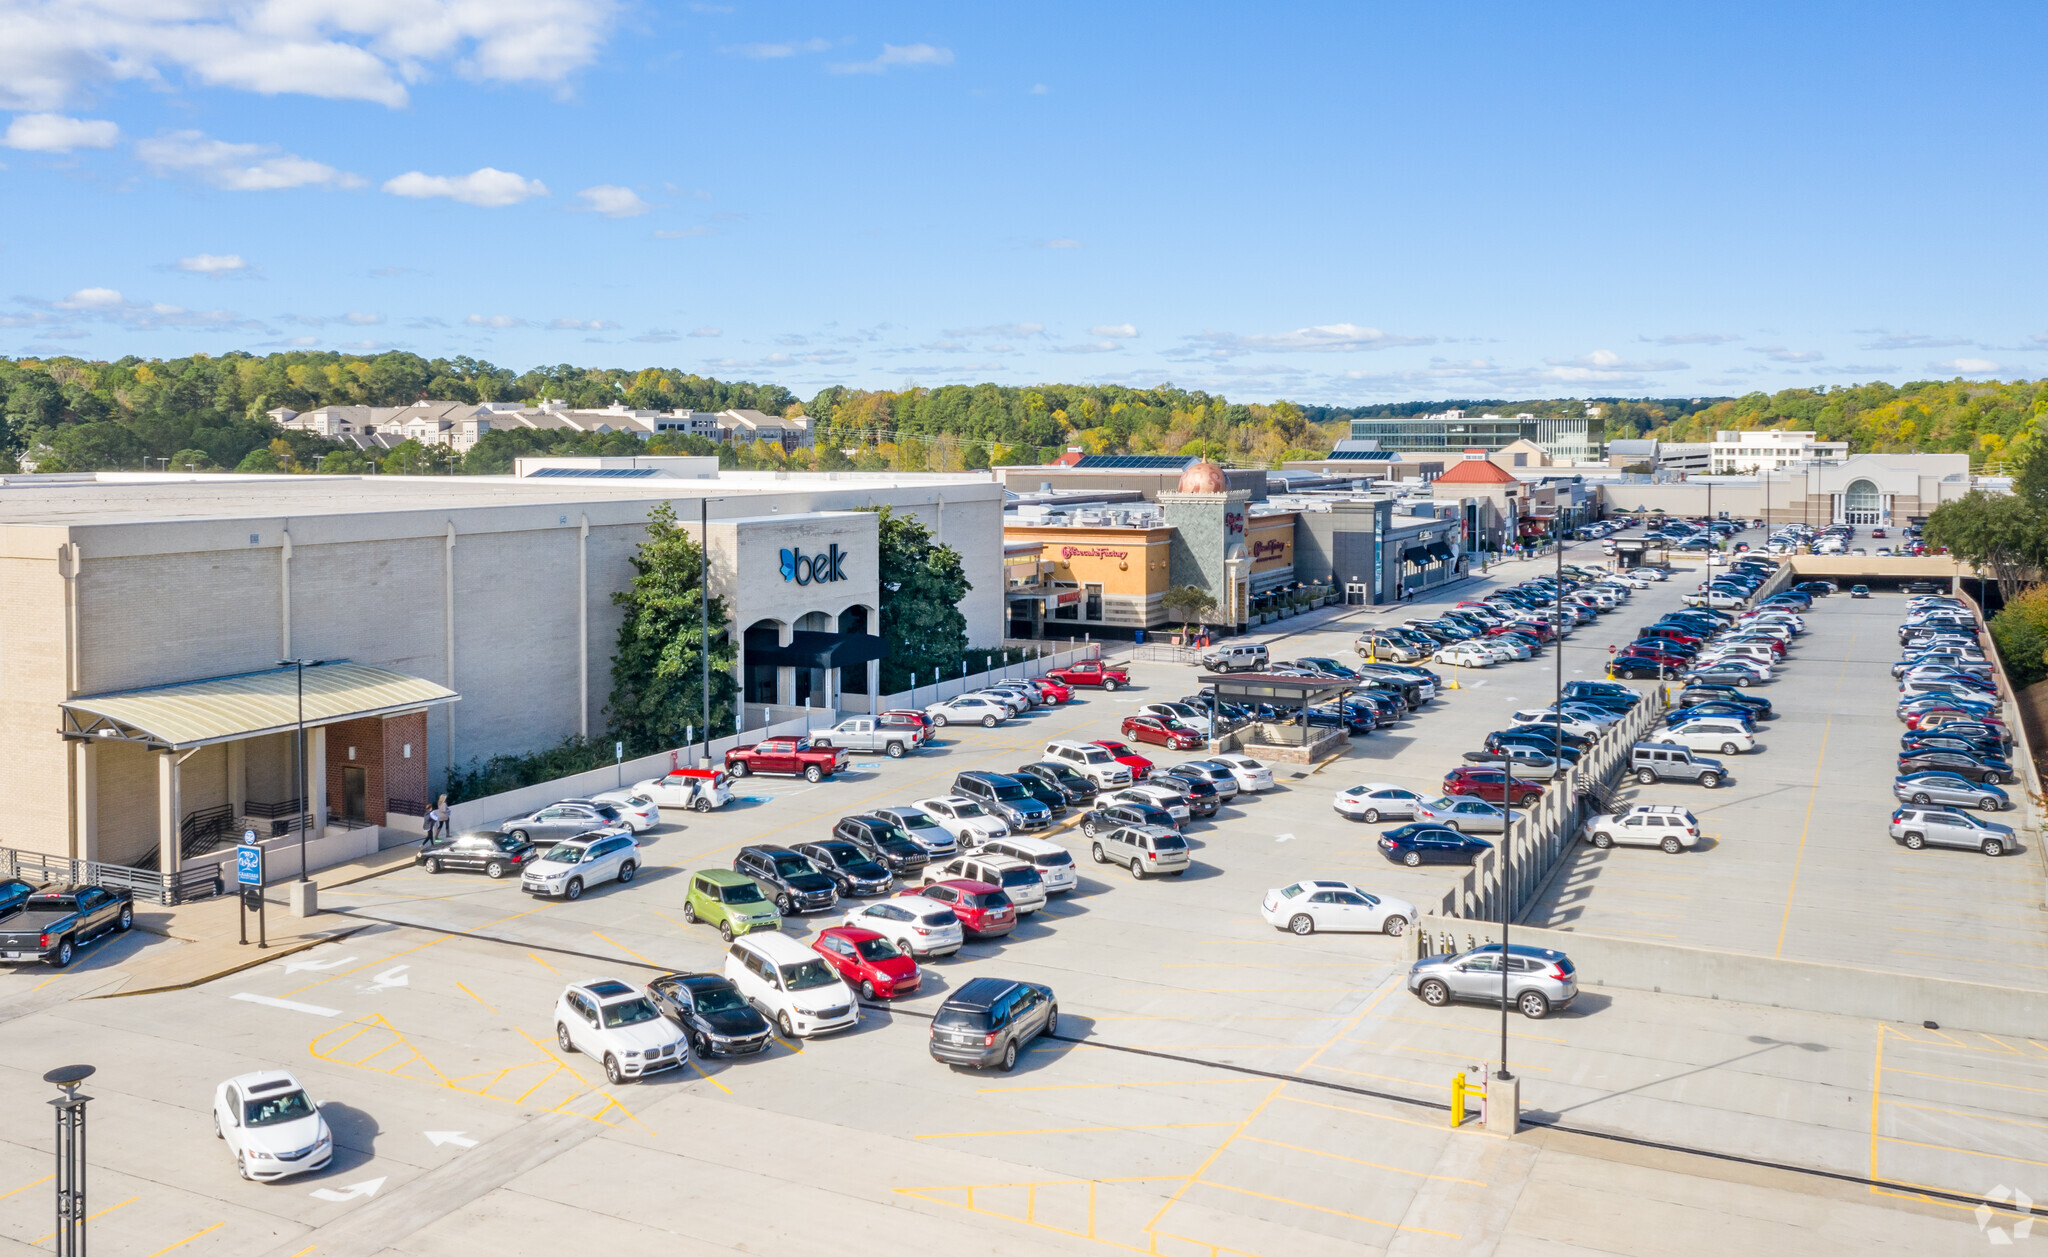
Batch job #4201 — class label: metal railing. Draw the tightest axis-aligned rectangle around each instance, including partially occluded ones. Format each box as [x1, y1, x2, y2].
[0, 846, 225, 905]
[178, 804, 238, 859]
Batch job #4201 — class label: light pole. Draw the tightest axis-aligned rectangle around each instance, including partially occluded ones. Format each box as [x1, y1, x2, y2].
[277, 659, 328, 880]
[698, 497, 726, 766]
[46, 1064, 93, 1257]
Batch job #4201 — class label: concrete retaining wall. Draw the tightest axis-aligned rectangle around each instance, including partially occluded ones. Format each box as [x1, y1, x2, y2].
[1414, 913, 2048, 1038]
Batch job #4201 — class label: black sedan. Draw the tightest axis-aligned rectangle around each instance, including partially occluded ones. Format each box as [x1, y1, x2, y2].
[1376, 824, 1494, 867]
[418, 830, 537, 878]
[1677, 684, 1773, 717]
[647, 972, 773, 1057]
[1897, 749, 2013, 784]
[1082, 801, 1181, 837]
[1900, 731, 2008, 761]
[1488, 727, 1589, 756]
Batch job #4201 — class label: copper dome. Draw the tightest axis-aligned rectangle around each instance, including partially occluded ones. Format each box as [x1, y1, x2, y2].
[1176, 460, 1227, 493]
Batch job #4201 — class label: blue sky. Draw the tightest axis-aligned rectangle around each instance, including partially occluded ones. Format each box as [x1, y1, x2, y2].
[3, 1, 2044, 405]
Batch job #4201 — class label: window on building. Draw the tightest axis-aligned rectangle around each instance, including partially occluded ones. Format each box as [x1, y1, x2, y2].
[1084, 584, 1104, 621]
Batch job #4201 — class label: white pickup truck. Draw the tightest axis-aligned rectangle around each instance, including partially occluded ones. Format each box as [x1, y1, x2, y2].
[807, 716, 926, 759]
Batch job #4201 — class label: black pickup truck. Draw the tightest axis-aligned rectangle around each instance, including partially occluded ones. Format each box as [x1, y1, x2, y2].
[0, 884, 134, 967]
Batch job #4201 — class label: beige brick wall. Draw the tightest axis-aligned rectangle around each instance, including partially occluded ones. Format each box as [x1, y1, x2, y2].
[0, 553, 72, 857]
[76, 548, 282, 694]
[94, 740, 158, 867]
[453, 526, 583, 765]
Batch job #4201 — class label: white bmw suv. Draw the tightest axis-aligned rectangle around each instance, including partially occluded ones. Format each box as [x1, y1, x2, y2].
[553, 978, 689, 1084]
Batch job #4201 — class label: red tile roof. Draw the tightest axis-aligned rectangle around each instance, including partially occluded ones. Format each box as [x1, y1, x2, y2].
[1431, 458, 1519, 485]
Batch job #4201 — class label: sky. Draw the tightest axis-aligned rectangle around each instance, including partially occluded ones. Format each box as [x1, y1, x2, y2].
[2, 1, 2045, 406]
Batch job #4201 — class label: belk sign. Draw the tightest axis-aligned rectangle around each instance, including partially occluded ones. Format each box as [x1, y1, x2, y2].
[779, 543, 850, 585]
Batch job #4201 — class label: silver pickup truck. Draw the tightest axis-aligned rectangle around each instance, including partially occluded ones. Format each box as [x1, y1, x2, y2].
[806, 716, 927, 759]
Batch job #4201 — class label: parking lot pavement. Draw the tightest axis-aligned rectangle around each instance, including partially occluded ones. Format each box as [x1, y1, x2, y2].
[3, 539, 2035, 1255]
[1523, 576, 2048, 988]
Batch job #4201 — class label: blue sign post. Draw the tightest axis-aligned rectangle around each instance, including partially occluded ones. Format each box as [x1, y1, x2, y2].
[235, 844, 264, 887]
[235, 836, 265, 948]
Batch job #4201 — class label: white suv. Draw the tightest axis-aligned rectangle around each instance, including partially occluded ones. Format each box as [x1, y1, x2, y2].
[522, 832, 641, 899]
[911, 795, 1010, 845]
[724, 932, 859, 1038]
[213, 1071, 333, 1181]
[553, 979, 689, 1084]
[980, 835, 1079, 893]
[1583, 805, 1701, 853]
[926, 695, 1011, 728]
[842, 895, 965, 958]
[1043, 739, 1134, 787]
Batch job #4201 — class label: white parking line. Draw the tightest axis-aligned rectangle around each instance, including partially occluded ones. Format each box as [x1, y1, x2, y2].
[231, 992, 341, 1017]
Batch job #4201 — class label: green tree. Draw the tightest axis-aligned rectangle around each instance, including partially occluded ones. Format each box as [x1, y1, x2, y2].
[1923, 489, 2046, 603]
[317, 449, 375, 474]
[864, 505, 969, 693]
[381, 438, 428, 475]
[607, 501, 738, 753]
[1160, 585, 1218, 636]
[234, 447, 281, 473]
[1989, 585, 2048, 687]
[169, 447, 218, 470]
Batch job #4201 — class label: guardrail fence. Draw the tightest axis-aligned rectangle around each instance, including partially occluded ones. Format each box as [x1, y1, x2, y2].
[0, 846, 224, 906]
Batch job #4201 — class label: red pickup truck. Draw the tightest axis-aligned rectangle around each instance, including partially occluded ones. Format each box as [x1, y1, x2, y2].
[724, 738, 848, 782]
[1044, 660, 1130, 691]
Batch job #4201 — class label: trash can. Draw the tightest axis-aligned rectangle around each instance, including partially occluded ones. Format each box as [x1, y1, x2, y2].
[1134, 630, 1146, 644]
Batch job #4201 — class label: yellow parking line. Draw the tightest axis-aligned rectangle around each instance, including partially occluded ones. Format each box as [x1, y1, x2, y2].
[1239, 1136, 1486, 1185]
[771, 1034, 803, 1053]
[35, 1196, 137, 1243]
[1775, 713, 1833, 957]
[0, 1174, 53, 1201]
[687, 1059, 732, 1094]
[148, 1221, 225, 1256]
[591, 930, 662, 968]
[915, 1121, 1237, 1140]
[1877, 1135, 2048, 1169]
[455, 981, 496, 1014]
[1883, 1067, 2048, 1097]
[1882, 1099, 2048, 1132]
[527, 952, 560, 974]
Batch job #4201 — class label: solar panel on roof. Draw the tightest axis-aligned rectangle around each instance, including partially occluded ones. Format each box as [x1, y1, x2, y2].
[525, 466, 664, 478]
[1324, 449, 1396, 460]
[1070, 454, 1198, 470]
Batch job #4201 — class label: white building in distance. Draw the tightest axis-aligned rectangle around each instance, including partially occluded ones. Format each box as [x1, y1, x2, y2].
[1710, 429, 1850, 473]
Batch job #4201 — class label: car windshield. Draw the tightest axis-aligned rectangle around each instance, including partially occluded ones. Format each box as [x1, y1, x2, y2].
[1079, 748, 1112, 763]
[854, 937, 902, 961]
[951, 801, 988, 817]
[600, 997, 659, 1028]
[781, 959, 838, 991]
[917, 912, 954, 927]
[720, 882, 766, 904]
[877, 835, 921, 857]
[990, 783, 1030, 800]
[773, 857, 814, 877]
[538, 845, 586, 864]
[690, 984, 748, 1014]
[244, 1089, 315, 1127]
[970, 892, 1012, 910]
[896, 812, 941, 830]
[1034, 851, 1073, 868]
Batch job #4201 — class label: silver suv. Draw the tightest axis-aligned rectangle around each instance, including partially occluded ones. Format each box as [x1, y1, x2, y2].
[1407, 943, 1577, 1019]
[1888, 806, 2016, 857]
[1629, 742, 1727, 788]
[1088, 825, 1190, 879]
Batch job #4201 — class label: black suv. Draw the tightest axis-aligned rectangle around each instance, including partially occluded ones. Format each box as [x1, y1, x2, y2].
[732, 844, 838, 914]
[928, 976, 1058, 1071]
[793, 840, 896, 897]
[831, 814, 930, 877]
[647, 972, 773, 1058]
[1013, 761, 1098, 807]
[417, 830, 536, 879]
[1153, 773, 1221, 818]
[952, 772, 1054, 832]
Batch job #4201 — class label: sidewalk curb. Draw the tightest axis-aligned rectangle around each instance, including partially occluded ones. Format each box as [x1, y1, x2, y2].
[88, 925, 369, 999]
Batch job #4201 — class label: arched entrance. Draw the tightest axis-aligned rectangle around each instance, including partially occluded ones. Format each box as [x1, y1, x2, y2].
[792, 611, 833, 707]
[742, 618, 786, 706]
[1840, 478, 1885, 526]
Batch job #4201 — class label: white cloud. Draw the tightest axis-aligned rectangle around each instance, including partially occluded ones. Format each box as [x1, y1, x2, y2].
[282, 335, 319, 346]
[1932, 357, 2002, 374]
[1050, 340, 1124, 354]
[1089, 323, 1138, 338]
[1542, 349, 1688, 374]
[654, 226, 713, 238]
[464, 314, 525, 328]
[1178, 322, 1434, 358]
[175, 252, 248, 276]
[344, 312, 383, 325]
[1036, 238, 1081, 250]
[549, 317, 620, 330]
[1028, 83, 1048, 95]
[576, 184, 649, 217]
[1835, 363, 1899, 375]
[137, 130, 361, 191]
[1746, 345, 1824, 363]
[3, 112, 118, 152]
[1860, 330, 1970, 351]
[689, 326, 722, 337]
[729, 38, 832, 58]
[384, 168, 548, 207]
[0, 1, 619, 112]
[829, 43, 954, 75]
[58, 287, 124, 309]
[1643, 331, 1740, 345]
[633, 329, 679, 343]
[27, 286, 262, 330]
[942, 322, 1044, 337]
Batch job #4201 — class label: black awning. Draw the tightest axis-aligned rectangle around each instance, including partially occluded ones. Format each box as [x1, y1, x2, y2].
[1426, 541, 1454, 561]
[1198, 674, 1351, 709]
[742, 630, 889, 669]
[1400, 546, 1429, 566]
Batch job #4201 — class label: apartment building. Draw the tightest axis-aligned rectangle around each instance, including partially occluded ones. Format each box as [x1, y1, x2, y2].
[1709, 429, 1850, 473]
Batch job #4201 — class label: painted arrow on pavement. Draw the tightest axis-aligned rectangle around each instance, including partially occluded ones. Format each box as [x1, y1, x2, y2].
[310, 1177, 386, 1203]
[281, 955, 355, 974]
[425, 1131, 478, 1148]
[1274, 833, 1297, 843]
[363, 965, 410, 992]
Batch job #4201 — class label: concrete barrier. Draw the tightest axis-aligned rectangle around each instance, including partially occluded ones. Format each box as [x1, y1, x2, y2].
[1414, 914, 2048, 1039]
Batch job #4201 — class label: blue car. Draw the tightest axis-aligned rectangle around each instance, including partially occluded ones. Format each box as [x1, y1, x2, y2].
[1376, 825, 1494, 867]
[1665, 703, 1757, 729]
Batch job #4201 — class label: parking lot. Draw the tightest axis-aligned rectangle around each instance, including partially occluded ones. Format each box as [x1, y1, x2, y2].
[0, 537, 2038, 1256]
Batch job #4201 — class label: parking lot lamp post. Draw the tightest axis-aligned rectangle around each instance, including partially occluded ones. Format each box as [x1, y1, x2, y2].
[277, 658, 328, 879]
[45, 1064, 93, 1257]
[1498, 757, 1515, 1087]
[1553, 516, 1564, 766]
[699, 497, 728, 767]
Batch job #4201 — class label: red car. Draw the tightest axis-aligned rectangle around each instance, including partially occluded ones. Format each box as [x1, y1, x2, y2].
[1029, 677, 1073, 704]
[880, 709, 935, 736]
[1442, 766, 1544, 805]
[1090, 739, 1154, 780]
[1044, 660, 1130, 691]
[905, 879, 1015, 939]
[811, 926, 920, 1000]
[725, 738, 847, 781]
[1119, 715, 1201, 751]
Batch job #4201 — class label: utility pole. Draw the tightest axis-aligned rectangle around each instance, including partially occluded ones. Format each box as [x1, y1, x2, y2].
[277, 658, 327, 878]
[46, 1065, 93, 1257]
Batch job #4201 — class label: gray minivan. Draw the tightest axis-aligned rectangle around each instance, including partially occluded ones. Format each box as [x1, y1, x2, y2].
[1089, 824, 1191, 879]
[1629, 742, 1727, 788]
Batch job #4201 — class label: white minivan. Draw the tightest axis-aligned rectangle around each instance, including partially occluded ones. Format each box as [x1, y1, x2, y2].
[724, 932, 859, 1039]
[1664, 718, 1755, 756]
[980, 835, 1080, 894]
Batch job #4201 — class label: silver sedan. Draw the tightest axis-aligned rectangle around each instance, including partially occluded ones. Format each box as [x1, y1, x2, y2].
[1410, 795, 1508, 834]
[1893, 772, 2008, 812]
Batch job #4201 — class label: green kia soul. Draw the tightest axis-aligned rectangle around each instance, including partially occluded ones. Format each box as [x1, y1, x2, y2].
[683, 869, 782, 941]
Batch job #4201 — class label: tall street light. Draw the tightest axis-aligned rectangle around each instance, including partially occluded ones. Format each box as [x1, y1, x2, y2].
[699, 497, 726, 767]
[45, 1064, 93, 1257]
[277, 658, 329, 880]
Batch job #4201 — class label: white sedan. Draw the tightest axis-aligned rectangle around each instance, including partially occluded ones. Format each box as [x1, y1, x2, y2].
[1260, 880, 1418, 937]
[842, 895, 964, 959]
[909, 795, 1010, 844]
[925, 696, 1011, 728]
[588, 790, 661, 831]
[1508, 709, 1603, 739]
[214, 1071, 334, 1182]
[1208, 753, 1275, 792]
[1435, 643, 1496, 668]
[1333, 783, 1425, 823]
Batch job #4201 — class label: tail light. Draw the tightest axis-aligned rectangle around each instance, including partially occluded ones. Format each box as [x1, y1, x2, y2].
[39, 933, 52, 948]
[1548, 963, 1569, 980]
[1146, 851, 1156, 860]
[983, 1032, 997, 1046]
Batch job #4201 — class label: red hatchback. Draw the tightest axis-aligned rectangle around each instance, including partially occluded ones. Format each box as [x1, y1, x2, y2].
[1030, 678, 1073, 704]
[811, 926, 920, 1000]
[1119, 715, 1202, 751]
[1091, 739, 1155, 781]
[1442, 766, 1544, 805]
[906, 879, 1015, 939]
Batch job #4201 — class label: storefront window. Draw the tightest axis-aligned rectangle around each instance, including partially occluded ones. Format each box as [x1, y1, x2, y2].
[1084, 584, 1103, 620]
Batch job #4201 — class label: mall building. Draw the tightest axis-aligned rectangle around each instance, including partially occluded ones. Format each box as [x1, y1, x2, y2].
[0, 468, 1002, 869]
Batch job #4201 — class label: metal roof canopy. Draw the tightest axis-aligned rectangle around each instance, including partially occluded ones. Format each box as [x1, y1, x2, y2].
[60, 662, 459, 751]
[1196, 674, 1352, 709]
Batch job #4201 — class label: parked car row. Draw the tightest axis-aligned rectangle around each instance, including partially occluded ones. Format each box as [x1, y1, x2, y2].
[1886, 594, 2018, 858]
